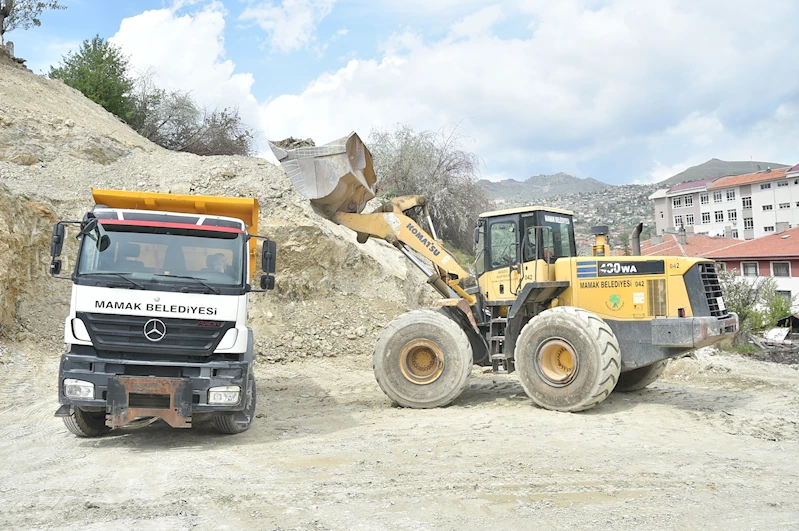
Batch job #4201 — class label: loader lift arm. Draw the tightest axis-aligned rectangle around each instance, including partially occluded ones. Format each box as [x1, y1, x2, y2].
[334, 195, 476, 305]
[269, 133, 475, 305]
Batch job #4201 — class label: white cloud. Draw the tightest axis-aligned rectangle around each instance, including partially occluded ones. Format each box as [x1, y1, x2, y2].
[239, 0, 336, 53]
[110, 4, 258, 114]
[258, 0, 799, 182]
[105, 0, 798, 183]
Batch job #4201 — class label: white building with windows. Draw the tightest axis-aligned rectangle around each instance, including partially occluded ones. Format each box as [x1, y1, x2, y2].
[651, 164, 799, 240]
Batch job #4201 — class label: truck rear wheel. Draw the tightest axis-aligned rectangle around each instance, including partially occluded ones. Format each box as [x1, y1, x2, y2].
[63, 407, 111, 438]
[212, 372, 256, 435]
[374, 309, 472, 409]
[515, 307, 620, 412]
[616, 360, 668, 392]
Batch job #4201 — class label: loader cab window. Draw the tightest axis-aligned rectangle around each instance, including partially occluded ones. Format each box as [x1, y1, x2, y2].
[522, 212, 576, 263]
[488, 218, 519, 270]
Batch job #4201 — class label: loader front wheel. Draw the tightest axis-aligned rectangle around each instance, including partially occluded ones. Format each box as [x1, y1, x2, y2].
[515, 307, 620, 412]
[374, 310, 472, 409]
[615, 360, 668, 392]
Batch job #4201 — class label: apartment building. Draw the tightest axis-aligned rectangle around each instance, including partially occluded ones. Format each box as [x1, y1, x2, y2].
[651, 164, 799, 240]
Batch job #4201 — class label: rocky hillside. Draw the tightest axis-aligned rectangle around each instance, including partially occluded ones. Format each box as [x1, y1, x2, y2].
[0, 47, 434, 362]
[480, 172, 609, 202]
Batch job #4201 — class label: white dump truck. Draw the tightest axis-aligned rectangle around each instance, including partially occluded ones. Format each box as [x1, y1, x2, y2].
[50, 189, 276, 436]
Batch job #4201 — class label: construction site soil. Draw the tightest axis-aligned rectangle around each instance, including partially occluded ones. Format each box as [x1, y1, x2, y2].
[0, 49, 798, 530]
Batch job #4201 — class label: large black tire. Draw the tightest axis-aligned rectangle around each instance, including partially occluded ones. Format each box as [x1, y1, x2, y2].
[515, 307, 621, 412]
[616, 360, 668, 392]
[212, 372, 256, 434]
[63, 408, 111, 438]
[374, 309, 473, 409]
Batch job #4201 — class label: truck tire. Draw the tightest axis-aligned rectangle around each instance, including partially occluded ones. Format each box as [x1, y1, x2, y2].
[62, 408, 111, 438]
[515, 307, 621, 412]
[212, 372, 256, 435]
[374, 309, 472, 409]
[616, 360, 668, 392]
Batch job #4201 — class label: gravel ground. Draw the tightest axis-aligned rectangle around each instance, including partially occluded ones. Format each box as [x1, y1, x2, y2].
[0, 346, 798, 530]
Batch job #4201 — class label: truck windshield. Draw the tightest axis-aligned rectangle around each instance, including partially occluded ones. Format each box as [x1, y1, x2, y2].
[77, 224, 245, 287]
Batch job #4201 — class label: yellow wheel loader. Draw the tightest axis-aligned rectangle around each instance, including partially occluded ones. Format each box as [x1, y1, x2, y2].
[271, 133, 739, 412]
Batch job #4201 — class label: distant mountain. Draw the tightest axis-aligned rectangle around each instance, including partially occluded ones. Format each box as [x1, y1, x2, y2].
[657, 158, 789, 188]
[480, 172, 610, 202]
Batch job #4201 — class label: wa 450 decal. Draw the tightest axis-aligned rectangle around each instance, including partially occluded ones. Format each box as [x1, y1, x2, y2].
[577, 260, 665, 278]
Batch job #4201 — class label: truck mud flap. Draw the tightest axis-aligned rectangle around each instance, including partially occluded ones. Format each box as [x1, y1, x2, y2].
[107, 376, 193, 429]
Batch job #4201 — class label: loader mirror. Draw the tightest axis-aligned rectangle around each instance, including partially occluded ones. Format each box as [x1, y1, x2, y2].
[260, 274, 275, 291]
[474, 226, 480, 244]
[50, 224, 65, 257]
[261, 240, 277, 274]
[50, 259, 62, 276]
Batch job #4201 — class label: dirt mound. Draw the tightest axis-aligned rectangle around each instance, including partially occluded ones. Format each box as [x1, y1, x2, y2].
[0, 58, 435, 361]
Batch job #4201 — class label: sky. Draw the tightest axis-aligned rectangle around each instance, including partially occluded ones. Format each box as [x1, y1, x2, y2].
[7, 0, 799, 184]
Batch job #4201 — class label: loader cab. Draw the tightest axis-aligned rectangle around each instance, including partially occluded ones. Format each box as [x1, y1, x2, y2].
[475, 206, 576, 275]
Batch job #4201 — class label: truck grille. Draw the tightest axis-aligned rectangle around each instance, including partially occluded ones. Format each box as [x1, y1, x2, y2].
[77, 312, 234, 356]
[697, 262, 729, 318]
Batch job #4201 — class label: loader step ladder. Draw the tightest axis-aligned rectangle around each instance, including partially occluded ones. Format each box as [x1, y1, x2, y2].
[488, 310, 514, 374]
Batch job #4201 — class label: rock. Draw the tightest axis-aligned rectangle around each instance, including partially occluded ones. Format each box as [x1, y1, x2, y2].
[64, 119, 75, 128]
[10, 153, 39, 166]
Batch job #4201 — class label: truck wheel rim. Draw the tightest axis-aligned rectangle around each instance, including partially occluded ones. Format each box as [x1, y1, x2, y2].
[399, 339, 445, 385]
[536, 338, 578, 387]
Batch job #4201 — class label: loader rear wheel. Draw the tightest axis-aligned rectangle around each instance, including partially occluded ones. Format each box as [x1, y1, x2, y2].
[374, 310, 472, 409]
[515, 307, 620, 412]
[616, 360, 668, 392]
[63, 408, 111, 438]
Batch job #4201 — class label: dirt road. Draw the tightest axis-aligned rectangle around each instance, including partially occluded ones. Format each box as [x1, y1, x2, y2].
[1, 345, 797, 530]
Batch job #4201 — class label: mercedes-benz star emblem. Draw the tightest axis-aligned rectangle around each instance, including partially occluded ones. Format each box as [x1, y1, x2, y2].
[143, 319, 167, 342]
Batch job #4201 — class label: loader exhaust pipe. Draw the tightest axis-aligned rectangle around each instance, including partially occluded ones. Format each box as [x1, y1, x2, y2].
[631, 222, 643, 256]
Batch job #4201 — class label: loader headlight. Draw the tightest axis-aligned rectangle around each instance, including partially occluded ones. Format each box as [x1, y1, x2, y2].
[64, 379, 95, 399]
[208, 386, 240, 405]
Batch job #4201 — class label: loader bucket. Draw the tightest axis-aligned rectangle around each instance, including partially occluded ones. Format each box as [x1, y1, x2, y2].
[269, 132, 376, 219]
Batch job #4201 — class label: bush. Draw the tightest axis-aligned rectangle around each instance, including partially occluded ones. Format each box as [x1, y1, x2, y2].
[718, 268, 794, 345]
[368, 123, 490, 252]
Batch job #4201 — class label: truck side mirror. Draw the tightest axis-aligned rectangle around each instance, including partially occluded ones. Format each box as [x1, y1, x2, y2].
[51, 223, 65, 257]
[261, 240, 276, 274]
[50, 259, 62, 276]
[259, 274, 275, 290]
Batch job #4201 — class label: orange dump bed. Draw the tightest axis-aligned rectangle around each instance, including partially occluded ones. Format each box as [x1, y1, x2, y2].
[92, 189, 260, 279]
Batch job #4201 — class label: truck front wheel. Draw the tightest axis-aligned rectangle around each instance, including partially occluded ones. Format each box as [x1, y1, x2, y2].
[212, 372, 257, 435]
[63, 407, 111, 438]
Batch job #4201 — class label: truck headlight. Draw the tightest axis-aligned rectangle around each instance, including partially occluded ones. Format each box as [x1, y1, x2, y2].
[208, 386, 240, 405]
[71, 318, 91, 342]
[64, 378, 95, 399]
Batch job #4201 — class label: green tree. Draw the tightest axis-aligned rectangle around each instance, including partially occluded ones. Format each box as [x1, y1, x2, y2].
[718, 268, 793, 345]
[0, 0, 65, 46]
[48, 35, 133, 120]
[369, 123, 490, 251]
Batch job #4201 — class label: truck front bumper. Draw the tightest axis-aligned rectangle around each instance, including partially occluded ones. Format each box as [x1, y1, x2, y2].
[56, 350, 251, 428]
[651, 312, 739, 349]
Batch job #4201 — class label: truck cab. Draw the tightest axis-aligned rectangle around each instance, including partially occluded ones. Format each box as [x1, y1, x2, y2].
[50, 189, 276, 436]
